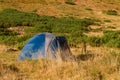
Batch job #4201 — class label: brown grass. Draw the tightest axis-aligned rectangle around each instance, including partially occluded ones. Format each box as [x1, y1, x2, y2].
[0, 45, 7, 53]
[0, 45, 120, 80]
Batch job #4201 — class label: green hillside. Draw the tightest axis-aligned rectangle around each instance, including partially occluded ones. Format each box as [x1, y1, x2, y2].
[0, 0, 120, 80]
[0, 8, 120, 49]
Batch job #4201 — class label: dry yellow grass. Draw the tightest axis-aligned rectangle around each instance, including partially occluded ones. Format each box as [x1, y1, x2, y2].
[0, 45, 120, 80]
[0, 45, 6, 53]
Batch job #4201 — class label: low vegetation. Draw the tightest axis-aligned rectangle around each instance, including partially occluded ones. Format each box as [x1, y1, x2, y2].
[0, 8, 94, 49]
[0, 8, 120, 49]
[0, 0, 120, 79]
[65, 0, 76, 5]
[106, 10, 118, 15]
[0, 51, 120, 80]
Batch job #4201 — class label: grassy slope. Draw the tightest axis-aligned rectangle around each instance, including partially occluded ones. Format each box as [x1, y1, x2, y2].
[1, 0, 120, 31]
[0, 50, 120, 80]
[0, 0, 120, 80]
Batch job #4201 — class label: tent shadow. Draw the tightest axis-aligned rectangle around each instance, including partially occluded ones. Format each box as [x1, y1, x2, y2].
[76, 53, 94, 61]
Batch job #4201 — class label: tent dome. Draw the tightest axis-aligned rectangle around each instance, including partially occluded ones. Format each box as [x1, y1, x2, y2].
[18, 33, 74, 61]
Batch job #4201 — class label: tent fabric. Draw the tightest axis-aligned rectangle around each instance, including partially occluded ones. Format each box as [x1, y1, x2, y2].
[18, 33, 74, 61]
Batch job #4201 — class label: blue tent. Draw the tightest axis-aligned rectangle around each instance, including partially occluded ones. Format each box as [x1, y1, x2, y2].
[18, 33, 74, 61]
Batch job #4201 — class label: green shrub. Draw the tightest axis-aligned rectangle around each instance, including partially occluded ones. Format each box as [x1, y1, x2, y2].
[0, 35, 31, 49]
[106, 10, 118, 15]
[102, 30, 120, 43]
[0, 8, 97, 48]
[104, 19, 111, 23]
[65, 0, 76, 5]
[106, 38, 120, 48]
[0, 28, 18, 36]
[102, 30, 120, 48]
[0, 8, 39, 28]
[107, 26, 116, 29]
[85, 30, 120, 48]
[17, 41, 27, 50]
[85, 8, 93, 11]
[0, 36, 18, 46]
[88, 36, 102, 47]
[80, 18, 94, 27]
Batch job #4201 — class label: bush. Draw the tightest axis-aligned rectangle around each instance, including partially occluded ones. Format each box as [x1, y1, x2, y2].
[102, 30, 120, 43]
[0, 8, 97, 48]
[0, 8, 39, 28]
[106, 10, 118, 15]
[104, 20, 111, 23]
[85, 8, 93, 11]
[85, 30, 120, 48]
[0, 36, 18, 46]
[81, 18, 95, 27]
[107, 26, 116, 29]
[0, 28, 18, 36]
[102, 30, 120, 48]
[106, 38, 120, 48]
[17, 41, 27, 50]
[88, 36, 102, 47]
[65, 0, 76, 5]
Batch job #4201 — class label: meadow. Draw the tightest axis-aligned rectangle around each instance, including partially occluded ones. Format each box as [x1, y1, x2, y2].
[0, 7, 120, 80]
[0, 49, 120, 80]
[0, 8, 120, 49]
